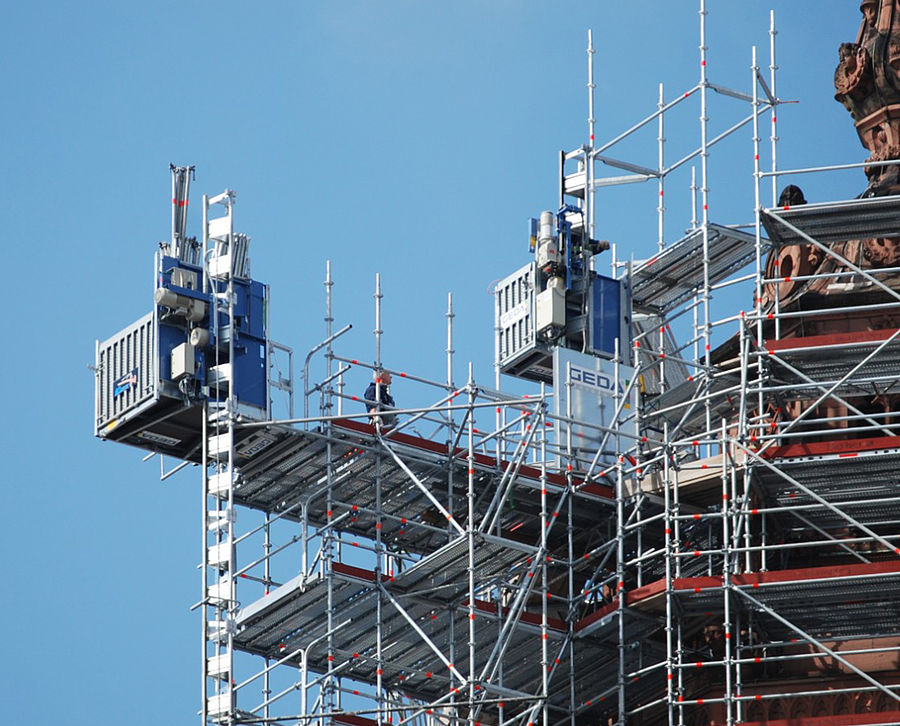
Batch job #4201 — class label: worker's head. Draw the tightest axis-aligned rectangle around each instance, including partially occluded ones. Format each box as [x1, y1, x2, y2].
[375, 369, 392, 385]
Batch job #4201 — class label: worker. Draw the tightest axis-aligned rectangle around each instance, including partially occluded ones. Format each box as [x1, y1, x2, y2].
[364, 369, 396, 428]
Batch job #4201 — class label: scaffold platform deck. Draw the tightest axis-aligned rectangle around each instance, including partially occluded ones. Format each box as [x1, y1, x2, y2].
[231, 419, 613, 555]
[761, 196, 900, 247]
[751, 441, 900, 530]
[631, 223, 759, 314]
[610, 561, 900, 642]
[765, 329, 900, 395]
[234, 561, 569, 709]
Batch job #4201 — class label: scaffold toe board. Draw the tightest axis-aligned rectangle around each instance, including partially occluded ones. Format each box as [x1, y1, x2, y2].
[762, 195, 900, 247]
[631, 223, 760, 313]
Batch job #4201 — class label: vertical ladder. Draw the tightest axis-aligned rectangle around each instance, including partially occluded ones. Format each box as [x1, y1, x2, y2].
[202, 190, 238, 724]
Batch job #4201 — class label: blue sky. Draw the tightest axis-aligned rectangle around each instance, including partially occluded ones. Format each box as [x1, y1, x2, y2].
[0, 2, 865, 724]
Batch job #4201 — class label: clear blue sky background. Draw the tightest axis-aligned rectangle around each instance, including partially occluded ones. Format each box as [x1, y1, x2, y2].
[0, 2, 866, 724]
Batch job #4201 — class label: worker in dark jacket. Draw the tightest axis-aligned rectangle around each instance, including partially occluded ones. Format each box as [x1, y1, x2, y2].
[364, 369, 396, 428]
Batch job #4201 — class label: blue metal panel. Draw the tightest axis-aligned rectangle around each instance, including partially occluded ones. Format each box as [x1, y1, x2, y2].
[591, 275, 622, 359]
[232, 340, 268, 408]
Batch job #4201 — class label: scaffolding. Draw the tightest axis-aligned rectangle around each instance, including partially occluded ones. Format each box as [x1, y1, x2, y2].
[94, 4, 900, 726]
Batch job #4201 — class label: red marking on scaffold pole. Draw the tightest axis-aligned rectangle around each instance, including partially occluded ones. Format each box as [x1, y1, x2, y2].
[172, 198, 188, 207]
[352, 504, 358, 511]
[351, 396, 358, 401]
[665, 527, 671, 534]
[695, 662, 703, 668]
[375, 522, 381, 530]
[426, 671, 432, 678]
[693, 550, 701, 557]
[754, 657, 761, 663]
[328, 655, 334, 661]
[353, 652, 359, 658]
[693, 513, 701, 520]
[839, 452, 859, 458]
[694, 587, 701, 593]
[667, 673, 673, 680]
[468, 468, 474, 475]
[353, 690, 359, 695]
[377, 668, 383, 675]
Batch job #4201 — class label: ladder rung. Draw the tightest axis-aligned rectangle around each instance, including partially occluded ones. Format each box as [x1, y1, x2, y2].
[207, 579, 232, 603]
[206, 691, 232, 717]
[207, 654, 231, 679]
[208, 215, 231, 240]
[207, 432, 232, 457]
[207, 508, 235, 532]
[207, 543, 230, 567]
[207, 471, 232, 498]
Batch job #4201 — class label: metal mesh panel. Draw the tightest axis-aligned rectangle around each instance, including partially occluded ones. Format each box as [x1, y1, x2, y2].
[495, 262, 536, 365]
[95, 312, 155, 431]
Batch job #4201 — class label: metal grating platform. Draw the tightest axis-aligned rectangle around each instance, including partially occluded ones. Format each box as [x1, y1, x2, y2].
[641, 371, 742, 438]
[391, 533, 535, 603]
[761, 195, 900, 247]
[765, 329, 900, 396]
[631, 223, 760, 313]
[660, 562, 900, 640]
[230, 419, 613, 555]
[752, 441, 900, 529]
[234, 560, 568, 710]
